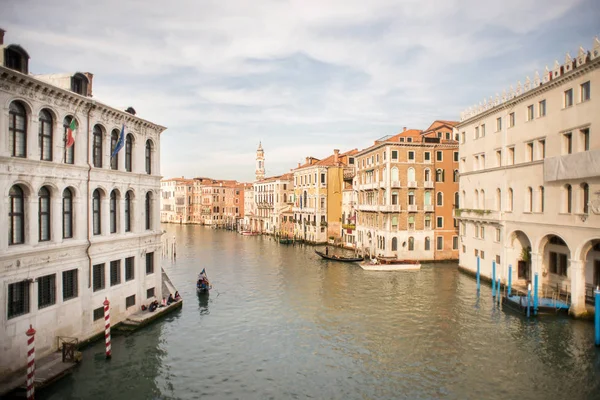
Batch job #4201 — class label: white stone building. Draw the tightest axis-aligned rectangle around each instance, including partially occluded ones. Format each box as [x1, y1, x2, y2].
[456, 39, 600, 316]
[0, 30, 166, 375]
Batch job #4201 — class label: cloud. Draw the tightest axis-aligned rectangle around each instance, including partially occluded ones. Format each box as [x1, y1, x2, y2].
[1, 0, 595, 181]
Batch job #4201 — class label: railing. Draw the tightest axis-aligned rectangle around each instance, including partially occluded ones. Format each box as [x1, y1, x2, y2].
[380, 205, 400, 212]
[391, 181, 401, 188]
[424, 181, 434, 189]
[359, 204, 380, 212]
[342, 224, 356, 230]
[407, 181, 417, 188]
[407, 204, 418, 212]
[57, 336, 79, 362]
[423, 205, 434, 212]
[453, 208, 501, 220]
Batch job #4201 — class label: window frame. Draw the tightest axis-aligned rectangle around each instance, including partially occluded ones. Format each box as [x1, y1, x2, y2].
[9, 185, 25, 245]
[38, 186, 51, 242]
[93, 125, 103, 168]
[8, 281, 30, 319]
[62, 269, 78, 301]
[37, 274, 56, 309]
[39, 109, 53, 161]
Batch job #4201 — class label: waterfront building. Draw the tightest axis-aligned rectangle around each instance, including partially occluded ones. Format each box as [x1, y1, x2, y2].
[0, 30, 166, 375]
[292, 149, 357, 243]
[242, 185, 255, 232]
[455, 39, 600, 316]
[250, 173, 293, 235]
[354, 123, 459, 260]
[197, 179, 244, 227]
[160, 177, 193, 223]
[341, 170, 357, 248]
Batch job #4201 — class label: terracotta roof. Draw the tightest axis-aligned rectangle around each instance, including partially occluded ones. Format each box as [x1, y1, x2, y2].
[314, 149, 358, 167]
[422, 120, 459, 133]
[385, 129, 423, 143]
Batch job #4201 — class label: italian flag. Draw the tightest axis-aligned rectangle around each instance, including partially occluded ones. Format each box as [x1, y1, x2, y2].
[66, 119, 77, 148]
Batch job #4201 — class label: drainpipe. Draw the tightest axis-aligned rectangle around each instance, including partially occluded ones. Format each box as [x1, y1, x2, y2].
[86, 101, 96, 288]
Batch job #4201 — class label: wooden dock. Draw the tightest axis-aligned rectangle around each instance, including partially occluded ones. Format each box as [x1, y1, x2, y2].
[0, 351, 78, 397]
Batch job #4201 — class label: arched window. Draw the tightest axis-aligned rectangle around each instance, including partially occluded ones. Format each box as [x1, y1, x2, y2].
[454, 192, 459, 209]
[110, 129, 119, 170]
[93, 125, 103, 168]
[39, 186, 51, 242]
[539, 186, 544, 212]
[93, 189, 101, 235]
[63, 116, 75, 164]
[391, 216, 398, 228]
[462, 190, 466, 209]
[581, 183, 589, 214]
[125, 134, 133, 172]
[9, 101, 27, 158]
[424, 169, 431, 182]
[424, 191, 432, 205]
[407, 167, 415, 182]
[425, 237, 431, 251]
[303, 191, 307, 209]
[39, 109, 53, 161]
[453, 169, 459, 182]
[436, 192, 443, 206]
[527, 187, 533, 212]
[125, 191, 132, 232]
[474, 190, 479, 209]
[496, 188, 501, 211]
[565, 184, 572, 213]
[436, 169, 444, 182]
[5, 45, 30, 74]
[145, 192, 152, 230]
[408, 215, 415, 230]
[480, 190, 485, 209]
[110, 190, 117, 233]
[9, 185, 25, 245]
[391, 167, 399, 182]
[145, 140, 153, 175]
[63, 188, 73, 239]
[392, 237, 398, 251]
[408, 191, 415, 205]
[425, 214, 431, 229]
[408, 237, 414, 251]
[391, 191, 398, 205]
[507, 188, 513, 212]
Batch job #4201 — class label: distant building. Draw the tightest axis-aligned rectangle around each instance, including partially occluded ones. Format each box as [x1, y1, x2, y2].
[0, 30, 166, 376]
[354, 123, 459, 261]
[455, 39, 600, 316]
[250, 173, 294, 234]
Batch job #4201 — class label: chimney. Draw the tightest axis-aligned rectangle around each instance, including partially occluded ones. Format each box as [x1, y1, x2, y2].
[334, 149, 339, 164]
[83, 72, 94, 97]
[403, 127, 407, 132]
[0, 29, 5, 46]
[305, 157, 309, 164]
[297, 162, 301, 168]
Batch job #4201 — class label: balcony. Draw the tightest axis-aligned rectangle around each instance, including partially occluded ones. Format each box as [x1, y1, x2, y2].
[379, 181, 386, 188]
[424, 181, 434, 189]
[424, 205, 434, 212]
[407, 181, 417, 188]
[391, 181, 401, 188]
[359, 204, 379, 212]
[381, 205, 401, 212]
[407, 204, 418, 212]
[454, 208, 501, 221]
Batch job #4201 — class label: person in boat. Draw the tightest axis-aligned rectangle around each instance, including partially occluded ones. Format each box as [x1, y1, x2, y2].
[325, 246, 329, 255]
[174, 291, 181, 301]
[167, 293, 175, 305]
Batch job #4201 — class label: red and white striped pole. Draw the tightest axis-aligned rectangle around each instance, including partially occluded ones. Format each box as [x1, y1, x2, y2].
[103, 298, 111, 359]
[26, 324, 36, 400]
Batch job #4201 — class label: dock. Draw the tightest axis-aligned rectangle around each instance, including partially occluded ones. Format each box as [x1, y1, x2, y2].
[0, 351, 78, 398]
[114, 299, 183, 333]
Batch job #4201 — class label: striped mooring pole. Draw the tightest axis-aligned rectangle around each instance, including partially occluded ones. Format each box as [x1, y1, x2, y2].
[26, 324, 36, 400]
[103, 298, 112, 359]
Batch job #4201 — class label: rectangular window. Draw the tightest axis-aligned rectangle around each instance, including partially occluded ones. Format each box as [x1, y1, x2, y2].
[436, 151, 443, 161]
[146, 252, 154, 274]
[93, 263, 105, 292]
[452, 236, 458, 250]
[527, 105, 534, 121]
[147, 287, 155, 299]
[453, 151, 458, 162]
[8, 281, 30, 319]
[564, 89, 573, 107]
[462, 245, 466, 253]
[436, 217, 443, 228]
[424, 152, 431, 162]
[580, 81, 590, 102]
[538, 100, 546, 117]
[481, 250, 485, 260]
[62, 269, 78, 301]
[480, 226, 485, 239]
[538, 140, 546, 159]
[509, 112, 515, 127]
[496, 255, 501, 265]
[481, 124, 485, 137]
[496, 150, 502, 167]
[495, 228, 501, 242]
[126, 295, 136, 309]
[110, 260, 121, 286]
[581, 128, 590, 151]
[436, 236, 443, 250]
[474, 126, 479, 139]
[408, 151, 415, 161]
[508, 147, 515, 165]
[93, 307, 104, 321]
[564, 133, 572, 154]
[474, 249, 479, 257]
[38, 274, 56, 309]
[320, 173, 325, 184]
[496, 117, 502, 132]
[527, 142, 534, 161]
[461, 132, 465, 144]
[391, 150, 398, 160]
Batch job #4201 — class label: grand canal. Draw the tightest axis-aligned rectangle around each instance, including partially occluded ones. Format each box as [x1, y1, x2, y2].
[43, 224, 600, 400]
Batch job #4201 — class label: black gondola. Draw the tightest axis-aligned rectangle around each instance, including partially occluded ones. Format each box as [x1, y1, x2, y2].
[315, 249, 363, 263]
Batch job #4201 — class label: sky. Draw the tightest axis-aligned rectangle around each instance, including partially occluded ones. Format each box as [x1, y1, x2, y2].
[2, 0, 598, 182]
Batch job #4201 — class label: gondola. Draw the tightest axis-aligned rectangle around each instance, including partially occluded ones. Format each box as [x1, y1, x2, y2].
[315, 249, 363, 263]
[196, 268, 212, 294]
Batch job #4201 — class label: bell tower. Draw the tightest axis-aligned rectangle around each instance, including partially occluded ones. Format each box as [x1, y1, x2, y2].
[255, 141, 265, 181]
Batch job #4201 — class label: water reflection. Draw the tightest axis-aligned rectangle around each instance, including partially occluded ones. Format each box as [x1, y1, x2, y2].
[41, 225, 600, 400]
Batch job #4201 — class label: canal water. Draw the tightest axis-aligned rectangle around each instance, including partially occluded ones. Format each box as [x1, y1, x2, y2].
[42, 225, 600, 400]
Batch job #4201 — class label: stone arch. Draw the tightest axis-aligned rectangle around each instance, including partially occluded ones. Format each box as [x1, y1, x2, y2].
[576, 238, 600, 290]
[537, 233, 572, 286]
[92, 185, 108, 198]
[5, 97, 34, 114]
[5, 180, 34, 197]
[506, 230, 533, 282]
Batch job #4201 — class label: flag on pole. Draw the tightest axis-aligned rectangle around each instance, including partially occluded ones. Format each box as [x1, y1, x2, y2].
[111, 124, 125, 158]
[66, 118, 77, 148]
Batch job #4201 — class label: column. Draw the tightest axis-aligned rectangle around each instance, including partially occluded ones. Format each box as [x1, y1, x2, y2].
[52, 193, 62, 243]
[570, 260, 587, 317]
[101, 197, 110, 236]
[530, 251, 543, 295]
[27, 196, 38, 245]
[119, 198, 126, 234]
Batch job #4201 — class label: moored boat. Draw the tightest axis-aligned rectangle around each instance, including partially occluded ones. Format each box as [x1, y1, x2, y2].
[359, 258, 421, 271]
[279, 238, 293, 244]
[501, 294, 570, 316]
[315, 249, 363, 263]
[241, 231, 258, 236]
[196, 268, 212, 293]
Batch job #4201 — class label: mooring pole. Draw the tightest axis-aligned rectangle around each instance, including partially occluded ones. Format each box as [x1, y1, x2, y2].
[508, 264, 512, 297]
[103, 298, 112, 359]
[497, 277, 501, 305]
[533, 273, 539, 316]
[595, 287, 600, 347]
[476, 256, 480, 293]
[26, 325, 36, 400]
[492, 260, 496, 297]
[526, 283, 532, 318]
